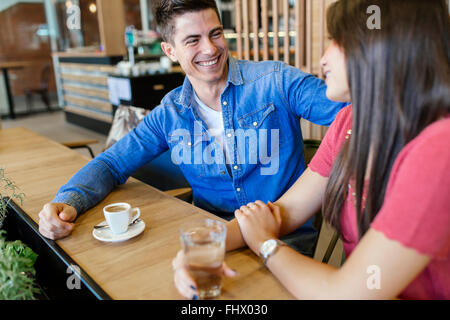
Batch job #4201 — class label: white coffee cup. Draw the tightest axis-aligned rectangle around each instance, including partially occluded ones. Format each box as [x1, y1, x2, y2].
[103, 202, 141, 234]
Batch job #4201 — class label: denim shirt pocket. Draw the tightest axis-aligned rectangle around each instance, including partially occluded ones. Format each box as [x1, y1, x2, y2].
[168, 132, 205, 177]
[237, 103, 283, 145]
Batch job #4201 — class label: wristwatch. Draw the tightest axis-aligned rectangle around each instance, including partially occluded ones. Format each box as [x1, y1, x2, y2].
[259, 239, 285, 265]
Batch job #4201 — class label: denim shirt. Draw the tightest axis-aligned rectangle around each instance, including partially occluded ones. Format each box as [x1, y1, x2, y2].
[53, 56, 346, 225]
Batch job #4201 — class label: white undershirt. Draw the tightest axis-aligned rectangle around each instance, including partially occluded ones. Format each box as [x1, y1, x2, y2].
[193, 92, 225, 151]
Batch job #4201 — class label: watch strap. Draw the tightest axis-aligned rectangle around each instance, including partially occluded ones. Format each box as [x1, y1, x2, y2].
[261, 239, 285, 265]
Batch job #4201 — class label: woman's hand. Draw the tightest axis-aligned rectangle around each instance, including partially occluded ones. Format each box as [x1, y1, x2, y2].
[172, 250, 238, 299]
[234, 200, 282, 254]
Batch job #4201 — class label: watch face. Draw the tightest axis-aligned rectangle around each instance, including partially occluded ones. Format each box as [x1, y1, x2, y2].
[261, 239, 277, 256]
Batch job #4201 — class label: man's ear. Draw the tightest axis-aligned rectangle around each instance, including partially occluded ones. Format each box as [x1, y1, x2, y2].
[161, 42, 178, 62]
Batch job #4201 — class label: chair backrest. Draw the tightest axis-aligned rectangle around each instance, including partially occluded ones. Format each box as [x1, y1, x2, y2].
[303, 139, 321, 166]
[105, 105, 190, 191]
[105, 105, 150, 149]
[40, 64, 51, 90]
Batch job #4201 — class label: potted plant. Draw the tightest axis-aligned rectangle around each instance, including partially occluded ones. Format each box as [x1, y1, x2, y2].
[0, 167, 25, 229]
[0, 167, 40, 300]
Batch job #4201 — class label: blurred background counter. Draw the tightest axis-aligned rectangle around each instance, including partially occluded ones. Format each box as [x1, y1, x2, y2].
[53, 52, 184, 135]
[48, 0, 184, 134]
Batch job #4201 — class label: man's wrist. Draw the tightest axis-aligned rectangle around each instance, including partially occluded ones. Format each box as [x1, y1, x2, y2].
[52, 192, 83, 216]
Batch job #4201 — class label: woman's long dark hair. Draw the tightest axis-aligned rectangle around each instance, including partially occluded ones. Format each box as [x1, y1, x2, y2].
[322, 0, 450, 239]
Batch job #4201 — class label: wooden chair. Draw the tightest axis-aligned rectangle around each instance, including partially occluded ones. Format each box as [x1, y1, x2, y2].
[62, 140, 97, 159]
[24, 64, 52, 112]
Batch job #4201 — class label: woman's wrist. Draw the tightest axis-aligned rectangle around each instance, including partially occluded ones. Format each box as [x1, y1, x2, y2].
[225, 219, 246, 251]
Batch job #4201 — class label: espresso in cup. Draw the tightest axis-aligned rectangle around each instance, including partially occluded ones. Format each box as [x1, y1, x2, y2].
[106, 205, 128, 212]
[103, 202, 140, 234]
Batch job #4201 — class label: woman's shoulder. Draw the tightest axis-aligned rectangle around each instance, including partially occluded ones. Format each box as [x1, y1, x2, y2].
[386, 116, 450, 192]
[307, 105, 352, 176]
[398, 116, 450, 163]
[324, 104, 353, 148]
[372, 116, 450, 261]
[417, 116, 450, 142]
[334, 104, 352, 121]
[331, 104, 352, 132]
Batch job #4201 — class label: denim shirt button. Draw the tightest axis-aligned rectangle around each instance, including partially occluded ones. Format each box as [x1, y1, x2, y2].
[233, 165, 238, 170]
[222, 101, 227, 106]
[220, 170, 226, 175]
[227, 133, 232, 138]
[236, 188, 241, 192]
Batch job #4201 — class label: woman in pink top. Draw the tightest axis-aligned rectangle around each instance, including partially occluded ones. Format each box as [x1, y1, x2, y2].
[173, 0, 450, 299]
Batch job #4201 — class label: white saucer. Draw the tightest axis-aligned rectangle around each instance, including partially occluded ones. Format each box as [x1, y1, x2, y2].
[92, 220, 146, 242]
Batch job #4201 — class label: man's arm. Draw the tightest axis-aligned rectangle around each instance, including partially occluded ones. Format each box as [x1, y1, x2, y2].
[278, 63, 348, 125]
[53, 108, 169, 214]
[39, 106, 169, 239]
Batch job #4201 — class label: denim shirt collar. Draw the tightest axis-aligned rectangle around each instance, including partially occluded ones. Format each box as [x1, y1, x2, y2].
[176, 55, 243, 111]
[228, 55, 244, 86]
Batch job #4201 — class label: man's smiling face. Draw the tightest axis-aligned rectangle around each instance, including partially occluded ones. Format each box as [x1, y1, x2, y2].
[161, 8, 229, 88]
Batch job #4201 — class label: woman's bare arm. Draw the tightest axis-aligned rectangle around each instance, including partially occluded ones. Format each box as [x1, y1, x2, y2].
[264, 227, 430, 299]
[226, 168, 329, 251]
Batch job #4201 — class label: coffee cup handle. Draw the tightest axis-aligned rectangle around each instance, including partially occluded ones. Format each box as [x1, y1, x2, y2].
[131, 208, 141, 223]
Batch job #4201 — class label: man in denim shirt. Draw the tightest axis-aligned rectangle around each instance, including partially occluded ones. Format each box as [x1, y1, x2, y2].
[38, 0, 346, 256]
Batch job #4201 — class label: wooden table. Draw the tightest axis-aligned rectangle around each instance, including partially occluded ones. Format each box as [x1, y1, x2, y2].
[0, 127, 293, 300]
[0, 61, 32, 119]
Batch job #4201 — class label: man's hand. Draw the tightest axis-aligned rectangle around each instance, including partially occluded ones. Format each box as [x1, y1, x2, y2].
[234, 200, 282, 254]
[38, 202, 77, 240]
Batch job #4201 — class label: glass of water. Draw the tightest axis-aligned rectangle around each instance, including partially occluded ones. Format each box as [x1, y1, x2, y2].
[179, 219, 227, 299]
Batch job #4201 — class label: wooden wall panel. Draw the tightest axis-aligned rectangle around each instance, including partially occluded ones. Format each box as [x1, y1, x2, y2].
[80, 0, 101, 48]
[231, 0, 336, 140]
[0, 3, 56, 96]
[97, 0, 127, 56]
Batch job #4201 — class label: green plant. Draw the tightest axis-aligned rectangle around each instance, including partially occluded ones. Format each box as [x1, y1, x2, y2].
[0, 167, 25, 229]
[0, 168, 39, 300]
[0, 230, 40, 299]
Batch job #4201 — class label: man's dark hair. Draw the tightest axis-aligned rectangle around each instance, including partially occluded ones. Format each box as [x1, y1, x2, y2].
[152, 0, 221, 43]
